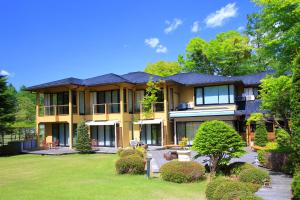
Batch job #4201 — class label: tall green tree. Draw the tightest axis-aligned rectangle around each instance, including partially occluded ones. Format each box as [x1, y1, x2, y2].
[259, 75, 292, 130]
[14, 86, 36, 128]
[144, 61, 182, 77]
[290, 55, 300, 165]
[0, 76, 16, 137]
[247, 0, 300, 73]
[178, 31, 257, 76]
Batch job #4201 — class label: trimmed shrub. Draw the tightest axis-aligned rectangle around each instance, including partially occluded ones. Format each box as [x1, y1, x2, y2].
[254, 122, 268, 147]
[75, 121, 92, 153]
[212, 180, 252, 200]
[258, 150, 267, 166]
[239, 167, 270, 185]
[115, 154, 145, 174]
[227, 162, 255, 176]
[193, 120, 245, 175]
[292, 174, 300, 200]
[206, 177, 229, 200]
[221, 191, 263, 200]
[119, 149, 144, 158]
[160, 161, 205, 183]
[244, 182, 261, 192]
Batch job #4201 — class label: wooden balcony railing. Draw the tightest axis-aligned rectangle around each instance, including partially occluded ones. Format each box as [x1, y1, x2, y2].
[39, 105, 78, 116]
[92, 103, 121, 115]
[136, 102, 165, 113]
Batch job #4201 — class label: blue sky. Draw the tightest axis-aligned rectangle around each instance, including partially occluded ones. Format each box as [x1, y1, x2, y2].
[0, 0, 258, 89]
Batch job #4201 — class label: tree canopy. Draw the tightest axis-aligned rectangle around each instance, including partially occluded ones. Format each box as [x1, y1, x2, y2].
[0, 76, 16, 136]
[259, 75, 292, 130]
[178, 30, 260, 76]
[144, 61, 182, 77]
[247, 0, 300, 73]
[193, 120, 245, 175]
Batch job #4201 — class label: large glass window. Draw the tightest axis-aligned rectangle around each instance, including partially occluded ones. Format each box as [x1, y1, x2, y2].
[135, 90, 144, 112]
[176, 122, 201, 145]
[96, 90, 120, 113]
[128, 90, 133, 113]
[195, 85, 235, 105]
[79, 91, 85, 115]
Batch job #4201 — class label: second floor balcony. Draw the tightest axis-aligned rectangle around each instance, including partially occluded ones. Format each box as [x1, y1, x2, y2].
[39, 105, 77, 116]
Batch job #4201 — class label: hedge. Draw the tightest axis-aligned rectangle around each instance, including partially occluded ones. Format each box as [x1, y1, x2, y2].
[239, 167, 270, 185]
[212, 180, 252, 200]
[118, 148, 144, 158]
[115, 154, 145, 174]
[227, 162, 255, 176]
[206, 177, 229, 200]
[292, 174, 300, 200]
[160, 160, 205, 183]
[221, 191, 263, 200]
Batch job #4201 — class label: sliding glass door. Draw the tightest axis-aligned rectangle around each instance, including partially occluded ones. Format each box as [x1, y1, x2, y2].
[52, 123, 69, 146]
[91, 125, 115, 147]
[140, 124, 161, 146]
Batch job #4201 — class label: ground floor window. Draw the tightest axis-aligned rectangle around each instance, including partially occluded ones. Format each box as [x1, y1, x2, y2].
[176, 121, 201, 145]
[140, 124, 161, 146]
[52, 123, 69, 146]
[72, 124, 77, 145]
[91, 125, 115, 147]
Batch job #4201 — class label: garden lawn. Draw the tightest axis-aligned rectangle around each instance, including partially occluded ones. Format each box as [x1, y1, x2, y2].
[0, 154, 206, 200]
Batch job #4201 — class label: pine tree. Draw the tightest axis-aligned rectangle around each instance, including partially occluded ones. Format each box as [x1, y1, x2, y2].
[254, 122, 268, 147]
[75, 121, 91, 153]
[0, 76, 16, 138]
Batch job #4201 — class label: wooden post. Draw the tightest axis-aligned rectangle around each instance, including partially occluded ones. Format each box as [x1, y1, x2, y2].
[120, 86, 124, 147]
[36, 93, 40, 145]
[163, 83, 168, 146]
[68, 89, 73, 149]
[76, 90, 80, 115]
[174, 119, 177, 145]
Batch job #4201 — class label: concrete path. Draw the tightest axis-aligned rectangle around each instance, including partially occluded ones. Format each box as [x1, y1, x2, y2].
[149, 147, 293, 200]
[256, 170, 292, 200]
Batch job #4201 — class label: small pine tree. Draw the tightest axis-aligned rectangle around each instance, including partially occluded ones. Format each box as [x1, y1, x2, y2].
[75, 121, 92, 153]
[254, 122, 268, 147]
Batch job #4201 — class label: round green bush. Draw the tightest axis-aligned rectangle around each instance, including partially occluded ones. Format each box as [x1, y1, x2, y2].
[206, 177, 230, 200]
[160, 161, 205, 183]
[212, 180, 252, 200]
[239, 167, 270, 185]
[119, 149, 143, 158]
[292, 174, 300, 200]
[227, 162, 255, 175]
[221, 191, 263, 200]
[115, 154, 145, 174]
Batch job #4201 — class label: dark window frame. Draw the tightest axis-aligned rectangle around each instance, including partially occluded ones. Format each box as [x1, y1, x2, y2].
[194, 84, 235, 106]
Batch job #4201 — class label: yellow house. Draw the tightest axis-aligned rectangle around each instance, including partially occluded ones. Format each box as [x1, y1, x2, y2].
[27, 71, 274, 149]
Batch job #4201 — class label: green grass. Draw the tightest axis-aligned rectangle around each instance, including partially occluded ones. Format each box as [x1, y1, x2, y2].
[0, 154, 207, 200]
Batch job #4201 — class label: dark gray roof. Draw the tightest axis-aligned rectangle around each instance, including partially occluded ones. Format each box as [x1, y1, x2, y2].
[26, 77, 83, 90]
[235, 100, 268, 117]
[83, 73, 130, 86]
[121, 71, 163, 84]
[164, 72, 240, 86]
[232, 71, 273, 86]
[26, 70, 272, 91]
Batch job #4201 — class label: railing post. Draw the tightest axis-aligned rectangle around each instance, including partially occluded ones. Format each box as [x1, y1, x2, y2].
[105, 103, 108, 114]
[36, 93, 40, 117]
[68, 89, 73, 149]
[92, 104, 95, 115]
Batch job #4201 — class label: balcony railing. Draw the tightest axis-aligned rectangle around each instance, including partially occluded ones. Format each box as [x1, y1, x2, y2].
[136, 102, 165, 113]
[39, 105, 78, 116]
[92, 103, 120, 114]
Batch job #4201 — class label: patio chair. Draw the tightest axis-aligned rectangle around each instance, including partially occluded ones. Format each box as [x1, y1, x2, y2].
[91, 139, 98, 150]
[42, 140, 49, 150]
[52, 140, 59, 149]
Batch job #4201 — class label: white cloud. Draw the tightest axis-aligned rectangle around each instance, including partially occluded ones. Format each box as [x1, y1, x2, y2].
[164, 18, 183, 34]
[0, 70, 10, 76]
[144, 38, 160, 48]
[191, 21, 200, 33]
[237, 26, 245, 32]
[205, 3, 238, 28]
[156, 45, 168, 53]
